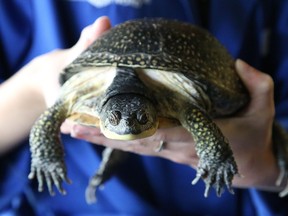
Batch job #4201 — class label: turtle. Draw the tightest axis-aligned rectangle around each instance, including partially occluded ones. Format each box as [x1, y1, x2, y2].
[29, 18, 288, 204]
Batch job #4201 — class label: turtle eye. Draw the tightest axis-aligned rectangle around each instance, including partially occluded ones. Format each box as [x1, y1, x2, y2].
[137, 110, 149, 125]
[109, 111, 121, 126]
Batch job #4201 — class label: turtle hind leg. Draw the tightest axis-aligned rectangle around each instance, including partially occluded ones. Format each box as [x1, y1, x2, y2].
[181, 107, 238, 197]
[86, 147, 128, 204]
[29, 101, 71, 195]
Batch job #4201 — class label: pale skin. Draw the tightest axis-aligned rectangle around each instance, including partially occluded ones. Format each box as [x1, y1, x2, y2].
[0, 17, 283, 193]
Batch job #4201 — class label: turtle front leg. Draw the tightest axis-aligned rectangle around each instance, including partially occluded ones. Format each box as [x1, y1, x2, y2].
[181, 107, 238, 197]
[29, 101, 71, 195]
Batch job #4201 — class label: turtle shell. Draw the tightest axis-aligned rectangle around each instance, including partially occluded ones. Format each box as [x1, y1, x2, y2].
[62, 18, 249, 115]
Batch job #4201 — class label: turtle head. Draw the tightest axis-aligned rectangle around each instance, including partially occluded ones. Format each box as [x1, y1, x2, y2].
[100, 94, 158, 140]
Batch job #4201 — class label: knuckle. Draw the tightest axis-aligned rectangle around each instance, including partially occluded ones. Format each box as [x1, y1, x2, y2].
[259, 73, 274, 94]
[80, 25, 91, 37]
[152, 131, 167, 143]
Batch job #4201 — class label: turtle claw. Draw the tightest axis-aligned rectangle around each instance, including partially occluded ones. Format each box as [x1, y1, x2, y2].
[204, 184, 211, 198]
[85, 174, 104, 204]
[29, 160, 70, 195]
[277, 173, 288, 198]
[194, 156, 237, 197]
[85, 185, 101, 204]
[276, 166, 288, 197]
[191, 172, 203, 185]
[276, 169, 286, 187]
[85, 186, 96, 204]
[279, 185, 288, 198]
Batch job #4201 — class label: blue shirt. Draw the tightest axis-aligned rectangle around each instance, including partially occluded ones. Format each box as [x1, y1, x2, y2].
[1, 0, 288, 215]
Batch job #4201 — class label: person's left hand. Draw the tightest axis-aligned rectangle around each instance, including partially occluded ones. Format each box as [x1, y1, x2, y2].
[61, 60, 281, 193]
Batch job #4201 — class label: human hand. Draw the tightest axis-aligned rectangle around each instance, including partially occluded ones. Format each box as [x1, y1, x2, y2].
[0, 16, 111, 153]
[216, 60, 277, 191]
[61, 59, 279, 191]
[30, 16, 112, 107]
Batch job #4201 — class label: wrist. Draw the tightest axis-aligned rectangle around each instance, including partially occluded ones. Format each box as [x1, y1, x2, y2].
[233, 143, 282, 193]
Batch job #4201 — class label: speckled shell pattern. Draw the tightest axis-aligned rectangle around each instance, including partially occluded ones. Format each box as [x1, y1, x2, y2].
[62, 18, 249, 115]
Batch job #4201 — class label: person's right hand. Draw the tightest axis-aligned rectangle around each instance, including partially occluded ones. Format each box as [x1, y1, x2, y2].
[33, 16, 112, 107]
[0, 16, 111, 153]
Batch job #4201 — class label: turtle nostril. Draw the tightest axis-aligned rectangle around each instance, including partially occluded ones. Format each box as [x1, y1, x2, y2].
[124, 118, 134, 127]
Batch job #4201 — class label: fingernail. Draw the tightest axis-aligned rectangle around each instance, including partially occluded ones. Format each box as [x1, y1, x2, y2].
[71, 125, 90, 137]
[92, 16, 109, 27]
[71, 125, 102, 138]
[235, 59, 251, 74]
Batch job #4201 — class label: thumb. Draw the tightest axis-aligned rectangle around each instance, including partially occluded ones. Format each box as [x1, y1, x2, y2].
[235, 59, 274, 115]
[68, 16, 111, 62]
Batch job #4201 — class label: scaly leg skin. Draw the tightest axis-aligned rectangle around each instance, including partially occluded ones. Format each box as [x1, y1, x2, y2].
[182, 108, 238, 197]
[28, 101, 71, 196]
[86, 147, 128, 204]
[272, 121, 288, 197]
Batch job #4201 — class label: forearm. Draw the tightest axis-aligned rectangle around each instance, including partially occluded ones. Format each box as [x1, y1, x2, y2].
[0, 64, 46, 154]
[232, 142, 281, 192]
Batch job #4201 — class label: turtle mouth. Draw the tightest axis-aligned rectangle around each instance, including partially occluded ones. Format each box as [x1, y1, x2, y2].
[100, 120, 159, 140]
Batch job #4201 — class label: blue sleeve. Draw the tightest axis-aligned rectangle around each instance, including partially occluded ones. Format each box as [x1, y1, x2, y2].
[249, 1, 288, 215]
[0, 144, 31, 214]
[1, 1, 288, 215]
[250, 190, 288, 215]
[0, 1, 33, 209]
[267, 1, 288, 129]
[0, 0, 33, 81]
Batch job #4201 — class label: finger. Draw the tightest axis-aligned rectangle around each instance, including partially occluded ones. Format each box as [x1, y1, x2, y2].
[87, 16, 111, 43]
[68, 16, 111, 63]
[70, 124, 198, 164]
[150, 126, 194, 143]
[71, 124, 102, 137]
[60, 120, 72, 134]
[60, 119, 79, 134]
[72, 126, 133, 149]
[71, 125, 193, 148]
[84, 134, 197, 165]
[72, 16, 111, 53]
[235, 59, 275, 116]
